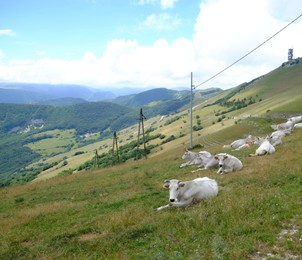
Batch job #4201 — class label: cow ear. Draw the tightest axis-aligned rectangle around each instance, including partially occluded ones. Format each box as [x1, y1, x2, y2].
[179, 182, 186, 187]
[163, 183, 170, 189]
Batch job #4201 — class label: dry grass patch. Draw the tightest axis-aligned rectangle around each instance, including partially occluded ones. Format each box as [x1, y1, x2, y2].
[78, 232, 106, 241]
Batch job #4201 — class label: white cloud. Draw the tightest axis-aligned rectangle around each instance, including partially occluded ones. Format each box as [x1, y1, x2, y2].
[160, 0, 178, 9]
[0, 29, 15, 37]
[136, 0, 156, 6]
[191, 0, 302, 88]
[140, 13, 182, 30]
[136, 0, 177, 9]
[35, 50, 47, 56]
[0, 0, 302, 89]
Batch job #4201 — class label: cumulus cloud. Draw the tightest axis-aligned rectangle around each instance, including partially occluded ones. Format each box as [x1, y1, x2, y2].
[136, 0, 156, 6]
[35, 50, 47, 56]
[0, 29, 15, 37]
[136, 0, 177, 9]
[0, 0, 301, 89]
[160, 0, 178, 9]
[140, 13, 182, 30]
[191, 0, 302, 88]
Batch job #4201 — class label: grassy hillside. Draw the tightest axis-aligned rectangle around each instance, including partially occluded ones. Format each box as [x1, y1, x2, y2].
[112, 88, 189, 107]
[1, 62, 302, 258]
[228, 62, 302, 115]
[1, 118, 301, 259]
[29, 62, 302, 183]
[111, 88, 192, 118]
[0, 102, 138, 186]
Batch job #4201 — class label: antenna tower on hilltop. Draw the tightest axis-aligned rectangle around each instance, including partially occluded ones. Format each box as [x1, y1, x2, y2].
[288, 48, 294, 61]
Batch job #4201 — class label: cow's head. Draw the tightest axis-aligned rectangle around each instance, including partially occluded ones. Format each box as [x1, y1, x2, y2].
[181, 149, 190, 160]
[163, 179, 185, 203]
[214, 153, 228, 168]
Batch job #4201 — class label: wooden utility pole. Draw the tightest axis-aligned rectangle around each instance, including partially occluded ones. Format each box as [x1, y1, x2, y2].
[136, 108, 147, 159]
[190, 72, 194, 149]
[112, 131, 119, 163]
[93, 149, 99, 168]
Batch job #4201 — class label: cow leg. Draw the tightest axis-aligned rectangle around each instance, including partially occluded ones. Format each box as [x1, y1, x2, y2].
[180, 160, 196, 168]
[219, 168, 233, 174]
[156, 204, 171, 211]
[217, 167, 224, 174]
[170, 198, 193, 208]
[191, 167, 205, 173]
[179, 161, 190, 168]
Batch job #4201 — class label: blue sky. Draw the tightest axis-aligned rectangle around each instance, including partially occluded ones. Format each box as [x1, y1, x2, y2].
[0, 0, 199, 60]
[0, 0, 302, 89]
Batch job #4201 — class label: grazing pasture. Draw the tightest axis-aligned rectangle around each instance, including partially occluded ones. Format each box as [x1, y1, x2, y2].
[25, 129, 78, 156]
[1, 119, 302, 259]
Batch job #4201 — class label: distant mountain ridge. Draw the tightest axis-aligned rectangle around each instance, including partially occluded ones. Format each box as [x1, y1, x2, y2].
[0, 83, 222, 117]
[111, 88, 190, 107]
[0, 83, 116, 104]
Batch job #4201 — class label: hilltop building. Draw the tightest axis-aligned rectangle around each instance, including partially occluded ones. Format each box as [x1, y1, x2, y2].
[282, 48, 301, 67]
[288, 48, 294, 61]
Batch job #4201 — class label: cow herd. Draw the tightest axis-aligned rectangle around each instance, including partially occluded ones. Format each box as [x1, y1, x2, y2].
[157, 115, 302, 211]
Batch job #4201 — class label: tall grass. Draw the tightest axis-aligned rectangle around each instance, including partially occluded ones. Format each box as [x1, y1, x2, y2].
[1, 118, 302, 259]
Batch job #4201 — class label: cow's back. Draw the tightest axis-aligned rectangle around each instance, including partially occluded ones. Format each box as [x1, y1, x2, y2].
[228, 155, 243, 170]
[193, 177, 218, 200]
[230, 139, 245, 148]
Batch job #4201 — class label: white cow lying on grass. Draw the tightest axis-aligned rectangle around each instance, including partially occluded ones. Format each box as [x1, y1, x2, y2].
[271, 120, 294, 131]
[214, 153, 243, 174]
[269, 129, 291, 146]
[294, 123, 302, 129]
[269, 135, 283, 146]
[250, 137, 275, 156]
[232, 141, 253, 151]
[223, 135, 253, 149]
[191, 152, 218, 173]
[179, 149, 211, 168]
[289, 115, 302, 124]
[270, 129, 292, 138]
[156, 177, 218, 211]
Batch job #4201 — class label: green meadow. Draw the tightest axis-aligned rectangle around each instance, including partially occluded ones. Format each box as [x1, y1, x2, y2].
[1, 117, 302, 259]
[25, 129, 77, 156]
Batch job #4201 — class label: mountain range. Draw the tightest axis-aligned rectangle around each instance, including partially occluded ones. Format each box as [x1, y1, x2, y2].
[0, 82, 188, 105]
[0, 83, 116, 104]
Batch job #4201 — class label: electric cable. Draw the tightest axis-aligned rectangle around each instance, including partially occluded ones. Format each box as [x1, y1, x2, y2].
[194, 13, 302, 89]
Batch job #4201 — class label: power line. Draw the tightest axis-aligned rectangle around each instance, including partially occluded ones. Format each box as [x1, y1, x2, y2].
[194, 13, 302, 89]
